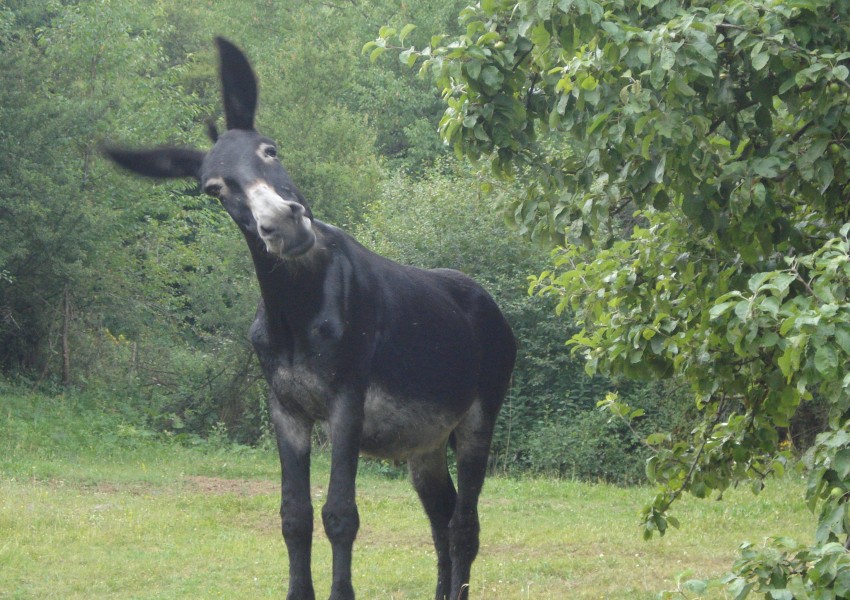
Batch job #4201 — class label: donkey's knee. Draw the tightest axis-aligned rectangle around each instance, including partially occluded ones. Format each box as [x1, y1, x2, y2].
[321, 498, 360, 546]
[449, 509, 481, 563]
[281, 498, 313, 541]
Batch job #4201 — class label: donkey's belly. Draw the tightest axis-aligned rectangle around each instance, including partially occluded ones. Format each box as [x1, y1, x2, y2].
[271, 365, 468, 459]
[358, 387, 467, 459]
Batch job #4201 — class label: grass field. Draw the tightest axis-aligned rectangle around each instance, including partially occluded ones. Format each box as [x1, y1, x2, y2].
[1, 389, 813, 599]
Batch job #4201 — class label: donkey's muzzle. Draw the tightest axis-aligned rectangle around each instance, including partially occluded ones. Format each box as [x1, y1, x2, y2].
[247, 183, 316, 258]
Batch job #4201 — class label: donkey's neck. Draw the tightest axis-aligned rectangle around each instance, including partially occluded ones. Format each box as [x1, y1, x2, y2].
[246, 227, 331, 334]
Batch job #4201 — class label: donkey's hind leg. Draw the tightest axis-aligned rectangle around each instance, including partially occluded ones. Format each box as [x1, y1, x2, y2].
[448, 402, 498, 600]
[409, 445, 457, 600]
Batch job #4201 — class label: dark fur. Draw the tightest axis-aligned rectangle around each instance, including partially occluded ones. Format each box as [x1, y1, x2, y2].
[105, 37, 516, 600]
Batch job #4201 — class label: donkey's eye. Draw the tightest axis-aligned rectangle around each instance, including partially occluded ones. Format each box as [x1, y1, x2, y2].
[204, 183, 223, 197]
[264, 146, 278, 158]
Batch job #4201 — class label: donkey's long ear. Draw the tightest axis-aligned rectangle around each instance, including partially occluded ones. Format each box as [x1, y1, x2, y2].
[216, 37, 257, 131]
[103, 147, 206, 179]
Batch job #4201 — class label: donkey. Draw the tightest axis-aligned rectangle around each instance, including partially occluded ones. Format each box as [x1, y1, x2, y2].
[105, 38, 516, 600]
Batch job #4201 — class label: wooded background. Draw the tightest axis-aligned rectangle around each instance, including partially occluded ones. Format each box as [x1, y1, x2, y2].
[0, 0, 685, 483]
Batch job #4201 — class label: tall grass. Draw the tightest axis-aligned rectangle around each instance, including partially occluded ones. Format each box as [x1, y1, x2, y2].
[1, 386, 812, 598]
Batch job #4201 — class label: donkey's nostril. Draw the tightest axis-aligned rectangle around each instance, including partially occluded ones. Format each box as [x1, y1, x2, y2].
[259, 224, 277, 237]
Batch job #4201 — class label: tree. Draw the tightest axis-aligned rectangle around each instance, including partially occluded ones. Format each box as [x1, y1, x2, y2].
[372, 0, 850, 594]
[0, 0, 192, 374]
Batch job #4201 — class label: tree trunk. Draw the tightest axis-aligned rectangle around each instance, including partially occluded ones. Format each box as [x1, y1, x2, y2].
[62, 285, 71, 387]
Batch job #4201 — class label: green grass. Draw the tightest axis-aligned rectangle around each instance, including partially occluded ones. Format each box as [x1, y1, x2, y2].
[0, 387, 813, 599]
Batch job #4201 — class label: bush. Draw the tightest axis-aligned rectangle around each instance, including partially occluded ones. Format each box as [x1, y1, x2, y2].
[522, 410, 647, 484]
[513, 381, 691, 484]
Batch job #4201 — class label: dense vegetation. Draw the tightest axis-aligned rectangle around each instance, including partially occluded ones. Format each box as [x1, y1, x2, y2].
[372, 0, 850, 595]
[0, 0, 685, 483]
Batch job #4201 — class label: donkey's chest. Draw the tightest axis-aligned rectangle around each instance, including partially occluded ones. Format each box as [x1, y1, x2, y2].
[269, 364, 333, 421]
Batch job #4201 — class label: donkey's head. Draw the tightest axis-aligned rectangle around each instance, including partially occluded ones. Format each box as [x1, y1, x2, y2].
[106, 38, 316, 259]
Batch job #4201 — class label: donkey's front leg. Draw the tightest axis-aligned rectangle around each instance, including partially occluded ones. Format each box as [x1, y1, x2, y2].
[270, 396, 316, 600]
[322, 396, 364, 600]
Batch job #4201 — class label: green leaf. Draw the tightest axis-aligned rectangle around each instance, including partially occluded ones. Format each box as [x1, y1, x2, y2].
[660, 47, 675, 71]
[734, 300, 750, 320]
[641, 132, 655, 160]
[834, 448, 850, 480]
[531, 23, 551, 48]
[727, 576, 752, 600]
[681, 193, 703, 223]
[399, 48, 417, 68]
[587, 0, 603, 23]
[653, 153, 666, 183]
[815, 345, 839, 376]
[646, 456, 658, 481]
[780, 316, 797, 337]
[690, 36, 717, 63]
[399, 24, 417, 45]
[759, 297, 781, 317]
[653, 189, 670, 209]
[481, 0, 500, 14]
[370, 46, 387, 63]
[682, 580, 708, 595]
[835, 327, 850, 354]
[646, 432, 669, 445]
[823, 429, 850, 449]
[709, 301, 736, 320]
[786, 574, 809, 597]
[750, 40, 770, 71]
[378, 26, 396, 40]
[465, 60, 482, 80]
[816, 503, 845, 544]
[765, 273, 796, 295]
[587, 111, 610, 135]
[748, 271, 772, 293]
[835, 567, 850, 597]
[480, 65, 503, 88]
[751, 50, 769, 71]
[580, 74, 598, 91]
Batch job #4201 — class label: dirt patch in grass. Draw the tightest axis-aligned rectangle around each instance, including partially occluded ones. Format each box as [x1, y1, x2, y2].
[183, 475, 278, 496]
[30, 475, 281, 497]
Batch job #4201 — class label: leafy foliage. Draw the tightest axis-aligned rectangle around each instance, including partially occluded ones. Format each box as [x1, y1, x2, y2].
[373, 0, 850, 595]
